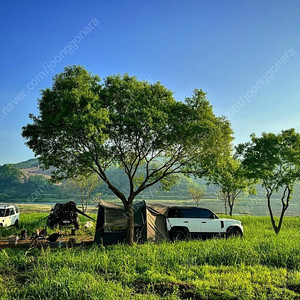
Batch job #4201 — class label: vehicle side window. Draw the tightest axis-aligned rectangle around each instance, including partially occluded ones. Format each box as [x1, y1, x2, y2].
[4, 209, 10, 217]
[168, 208, 216, 218]
[168, 208, 200, 218]
[9, 208, 15, 216]
[15, 206, 19, 213]
[181, 209, 199, 218]
[199, 209, 214, 218]
[168, 209, 181, 218]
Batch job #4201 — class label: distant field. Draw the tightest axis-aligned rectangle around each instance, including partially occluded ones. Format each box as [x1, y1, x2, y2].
[6, 197, 300, 216]
[16, 203, 99, 214]
[1, 206, 300, 299]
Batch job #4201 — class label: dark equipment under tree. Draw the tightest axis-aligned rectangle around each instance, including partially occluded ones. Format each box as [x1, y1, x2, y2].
[47, 201, 95, 230]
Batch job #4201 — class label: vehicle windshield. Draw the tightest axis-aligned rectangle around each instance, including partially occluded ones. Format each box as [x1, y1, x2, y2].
[0, 209, 6, 217]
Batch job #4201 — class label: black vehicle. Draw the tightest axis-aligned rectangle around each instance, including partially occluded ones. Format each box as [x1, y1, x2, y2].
[47, 201, 95, 230]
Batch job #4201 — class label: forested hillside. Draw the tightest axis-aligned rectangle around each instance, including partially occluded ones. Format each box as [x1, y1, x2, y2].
[0, 158, 213, 202]
[1, 158, 300, 216]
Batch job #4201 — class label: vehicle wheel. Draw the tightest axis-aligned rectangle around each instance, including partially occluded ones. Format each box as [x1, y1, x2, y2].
[227, 227, 243, 238]
[170, 229, 187, 241]
[14, 220, 19, 229]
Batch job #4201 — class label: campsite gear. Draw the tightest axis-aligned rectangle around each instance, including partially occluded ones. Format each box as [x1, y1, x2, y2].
[94, 200, 169, 245]
[47, 233, 62, 242]
[20, 230, 27, 240]
[37, 228, 47, 237]
[8, 235, 19, 245]
[84, 221, 93, 229]
[68, 238, 76, 246]
[30, 233, 38, 240]
[47, 201, 95, 230]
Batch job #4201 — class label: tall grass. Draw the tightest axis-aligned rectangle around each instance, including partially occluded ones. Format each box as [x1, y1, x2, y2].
[1, 215, 300, 299]
[0, 212, 97, 238]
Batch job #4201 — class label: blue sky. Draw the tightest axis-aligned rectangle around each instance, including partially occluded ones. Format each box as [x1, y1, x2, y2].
[0, 0, 300, 165]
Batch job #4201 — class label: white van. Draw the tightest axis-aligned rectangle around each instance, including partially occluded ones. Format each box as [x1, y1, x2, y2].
[0, 204, 20, 227]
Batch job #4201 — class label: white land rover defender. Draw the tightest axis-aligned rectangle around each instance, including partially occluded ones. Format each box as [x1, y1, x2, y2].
[166, 206, 243, 240]
[0, 204, 20, 228]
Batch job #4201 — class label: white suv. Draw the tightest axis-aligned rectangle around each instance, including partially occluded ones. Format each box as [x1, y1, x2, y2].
[166, 206, 243, 240]
[0, 204, 20, 228]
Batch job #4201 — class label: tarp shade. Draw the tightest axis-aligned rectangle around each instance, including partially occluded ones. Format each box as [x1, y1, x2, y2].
[146, 207, 169, 242]
[94, 200, 169, 245]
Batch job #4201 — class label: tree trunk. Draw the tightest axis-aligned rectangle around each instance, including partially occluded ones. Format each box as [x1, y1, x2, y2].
[84, 199, 87, 213]
[275, 187, 290, 234]
[224, 201, 228, 214]
[229, 204, 233, 216]
[229, 196, 236, 216]
[276, 206, 288, 234]
[125, 202, 135, 245]
[267, 188, 290, 235]
[228, 194, 233, 216]
[82, 200, 85, 213]
[81, 198, 87, 213]
[267, 192, 278, 233]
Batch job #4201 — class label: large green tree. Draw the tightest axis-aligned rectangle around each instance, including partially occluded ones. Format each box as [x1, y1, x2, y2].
[237, 129, 300, 234]
[22, 66, 232, 244]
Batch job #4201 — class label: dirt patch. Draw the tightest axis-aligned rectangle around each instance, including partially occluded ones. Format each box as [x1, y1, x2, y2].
[0, 236, 94, 249]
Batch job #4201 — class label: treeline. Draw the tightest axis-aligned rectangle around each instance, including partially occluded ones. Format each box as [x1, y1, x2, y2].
[0, 164, 59, 202]
[1, 159, 300, 211]
[0, 159, 218, 202]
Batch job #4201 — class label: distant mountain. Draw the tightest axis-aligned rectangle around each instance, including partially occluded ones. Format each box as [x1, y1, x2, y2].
[13, 158, 39, 169]
[12, 158, 54, 179]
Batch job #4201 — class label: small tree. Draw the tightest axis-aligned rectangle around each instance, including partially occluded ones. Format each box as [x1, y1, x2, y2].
[188, 183, 206, 206]
[65, 173, 100, 212]
[217, 190, 229, 214]
[208, 157, 256, 216]
[22, 66, 232, 244]
[237, 129, 300, 234]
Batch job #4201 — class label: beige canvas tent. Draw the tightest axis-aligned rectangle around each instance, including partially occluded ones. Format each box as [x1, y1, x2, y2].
[94, 200, 169, 245]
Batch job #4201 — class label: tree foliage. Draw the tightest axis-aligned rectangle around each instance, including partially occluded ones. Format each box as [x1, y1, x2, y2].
[22, 66, 233, 244]
[65, 173, 100, 212]
[0, 164, 57, 201]
[237, 129, 300, 234]
[0, 164, 23, 187]
[208, 156, 256, 215]
[188, 182, 206, 207]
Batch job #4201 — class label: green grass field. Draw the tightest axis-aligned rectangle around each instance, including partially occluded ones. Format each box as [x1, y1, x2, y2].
[1, 210, 300, 299]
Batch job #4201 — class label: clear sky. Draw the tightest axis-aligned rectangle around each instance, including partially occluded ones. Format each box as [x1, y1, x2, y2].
[0, 0, 300, 165]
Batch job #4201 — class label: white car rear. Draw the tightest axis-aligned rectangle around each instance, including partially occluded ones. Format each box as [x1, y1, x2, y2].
[0, 204, 20, 227]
